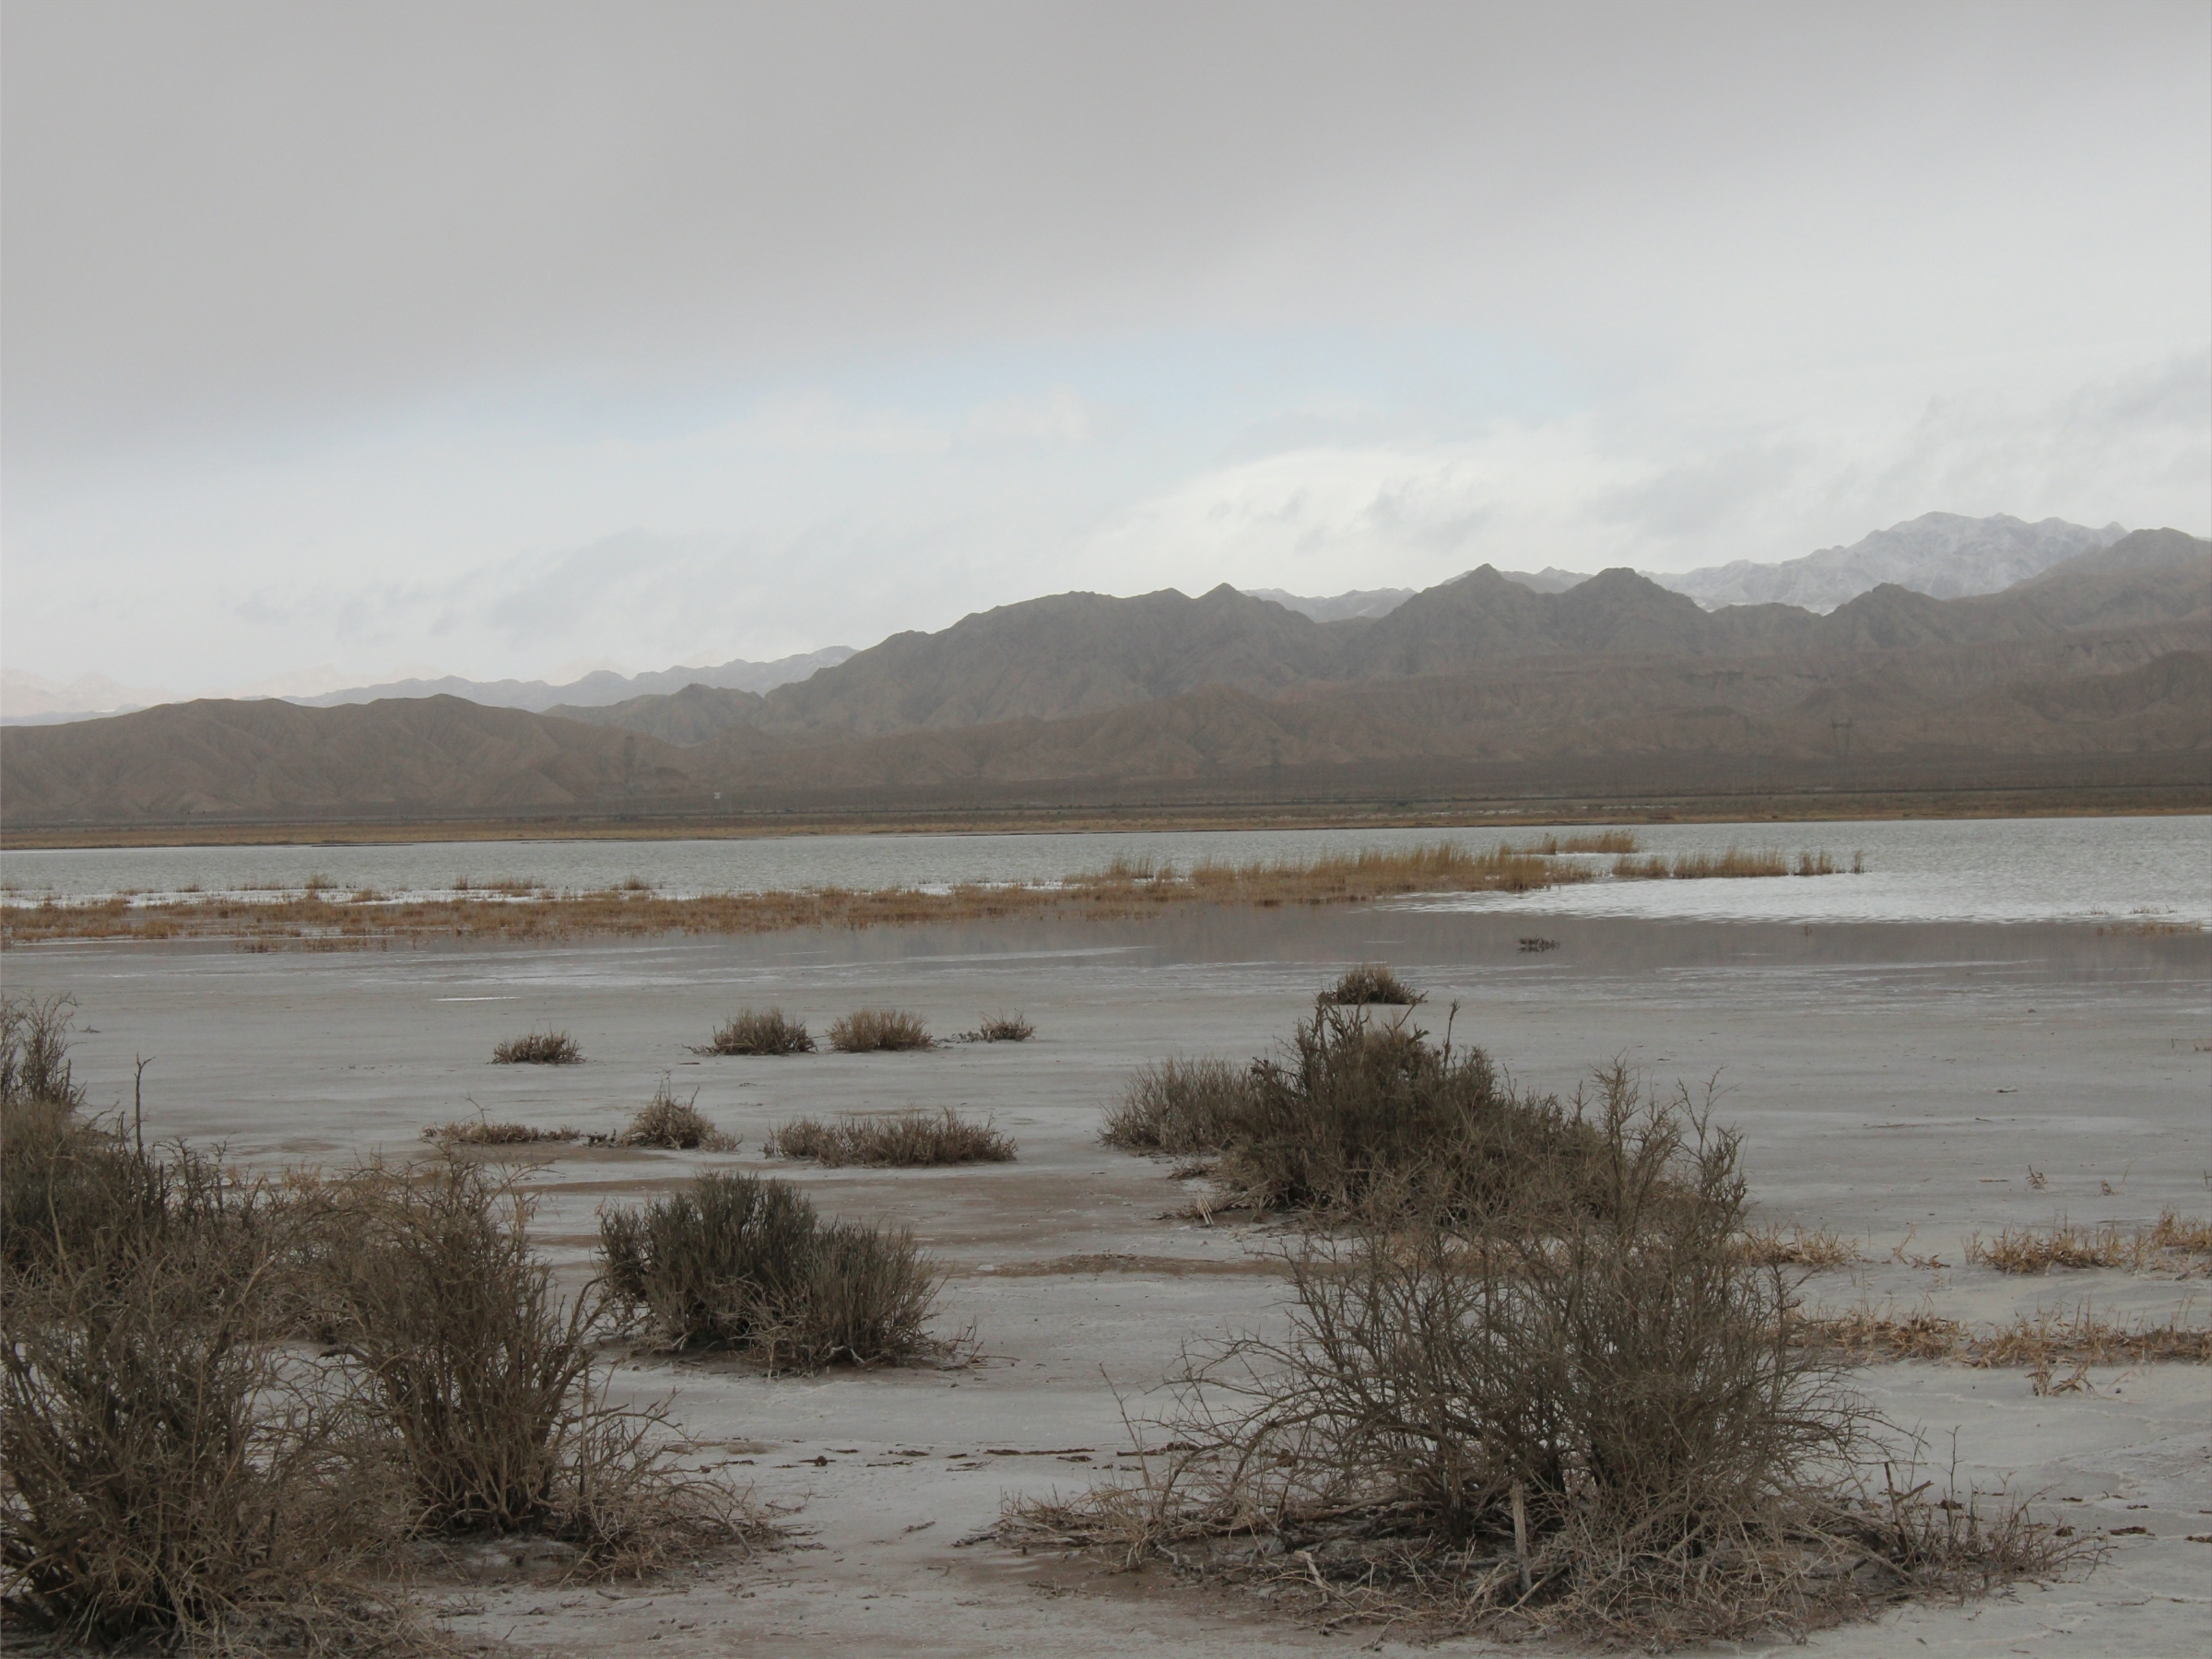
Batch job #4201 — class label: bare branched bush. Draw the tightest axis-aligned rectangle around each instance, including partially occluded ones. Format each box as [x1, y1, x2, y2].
[697, 1008, 816, 1056]
[600, 1172, 945, 1370]
[1100, 1057, 1255, 1155]
[1, 1237, 371, 1647]
[765, 1109, 1015, 1167]
[1, 992, 86, 1112]
[1320, 964, 1423, 1006]
[1008, 1083, 2094, 1644]
[492, 1030, 582, 1065]
[304, 1156, 746, 1569]
[618, 1079, 736, 1151]
[826, 1008, 934, 1052]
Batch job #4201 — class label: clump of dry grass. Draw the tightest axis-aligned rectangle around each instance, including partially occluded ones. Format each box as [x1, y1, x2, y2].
[1737, 1224, 1861, 1269]
[697, 1008, 816, 1056]
[618, 1080, 737, 1151]
[964, 1012, 1035, 1042]
[764, 1109, 1015, 1167]
[1320, 963, 1423, 1006]
[423, 1118, 581, 1147]
[827, 1008, 934, 1053]
[599, 1172, 946, 1370]
[1007, 1081, 2092, 1644]
[1100, 1057, 1256, 1155]
[492, 1030, 582, 1065]
[1967, 1211, 2212, 1275]
[1801, 1301, 2212, 1368]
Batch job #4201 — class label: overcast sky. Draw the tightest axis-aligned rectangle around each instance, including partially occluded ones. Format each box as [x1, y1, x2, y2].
[5, 1, 2207, 695]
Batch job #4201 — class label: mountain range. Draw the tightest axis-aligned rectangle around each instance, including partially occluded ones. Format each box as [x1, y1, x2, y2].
[6, 526, 2204, 830]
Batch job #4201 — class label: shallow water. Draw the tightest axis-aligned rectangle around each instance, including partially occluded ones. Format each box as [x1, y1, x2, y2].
[3, 813, 2206, 927]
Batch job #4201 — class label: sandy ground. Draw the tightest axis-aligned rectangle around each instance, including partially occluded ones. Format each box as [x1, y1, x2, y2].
[8, 903, 2209, 1656]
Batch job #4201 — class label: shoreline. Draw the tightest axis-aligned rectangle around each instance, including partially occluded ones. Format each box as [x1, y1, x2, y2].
[4, 781, 2206, 852]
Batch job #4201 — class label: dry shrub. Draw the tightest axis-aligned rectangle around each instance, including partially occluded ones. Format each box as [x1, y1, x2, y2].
[600, 1172, 945, 1370]
[1737, 1225, 1861, 1269]
[424, 1118, 580, 1147]
[1320, 963, 1423, 1006]
[1, 1235, 371, 1647]
[966, 1013, 1035, 1042]
[1212, 1005, 1612, 1223]
[1006, 1085, 2092, 1646]
[827, 1008, 934, 1052]
[698, 1008, 815, 1056]
[492, 1030, 582, 1065]
[1100, 1057, 1255, 1155]
[304, 1156, 747, 1569]
[1967, 1211, 2212, 1275]
[0, 1024, 377, 1647]
[764, 1108, 1015, 1167]
[1, 992, 85, 1113]
[618, 1079, 736, 1151]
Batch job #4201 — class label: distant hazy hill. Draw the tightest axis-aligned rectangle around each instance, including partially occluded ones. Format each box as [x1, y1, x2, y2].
[1654, 512, 2124, 612]
[545, 532, 2207, 747]
[1241, 585, 1417, 621]
[7, 531, 2202, 828]
[288, 646, 855, 712]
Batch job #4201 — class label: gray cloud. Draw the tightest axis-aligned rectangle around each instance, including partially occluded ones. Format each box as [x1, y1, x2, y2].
[2, 2, 2206, 688]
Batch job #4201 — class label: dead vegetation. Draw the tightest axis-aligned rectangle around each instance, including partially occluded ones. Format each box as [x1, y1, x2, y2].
[960, 1012, 1035, 1042]
[599, 1172, 947, 1370]
[827, 1008, 934, 1053]
[1, 840, 1595, 948]
[764, 1108, 1016, 1167]
[618, 1079, 737, 1150]
[1320, 963, 1424, 1006]
[0, 1000, 770, 1649]
[696, 1007, 816, 1055]
[423, 1117, 580, 1147]
[1804, 1301, 2212, 1368]
[1966, 1210, 2212, 1275]
[491, 1029, 582, 1065]
[1011, 1078, 2090, 1645]
[1736, 1224, 1862, 1268]
[1100, 1057, 1257, 1156]
[1613, 847, 1843, 879]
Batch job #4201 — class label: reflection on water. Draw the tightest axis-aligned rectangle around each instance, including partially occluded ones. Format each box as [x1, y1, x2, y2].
[3, 815, 2206, 929]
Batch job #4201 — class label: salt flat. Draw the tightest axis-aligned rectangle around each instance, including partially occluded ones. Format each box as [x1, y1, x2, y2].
[9, 903, 2207, 1657]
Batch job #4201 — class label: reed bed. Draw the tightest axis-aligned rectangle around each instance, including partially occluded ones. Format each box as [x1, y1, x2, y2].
[1735, 1225, 1861, 1268]
[1966, 1211, 2212, 1275]
[1, 841, 1602, 948]
[763, 1108, 1015, 1167]
[1613, 847, 1843, 879]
